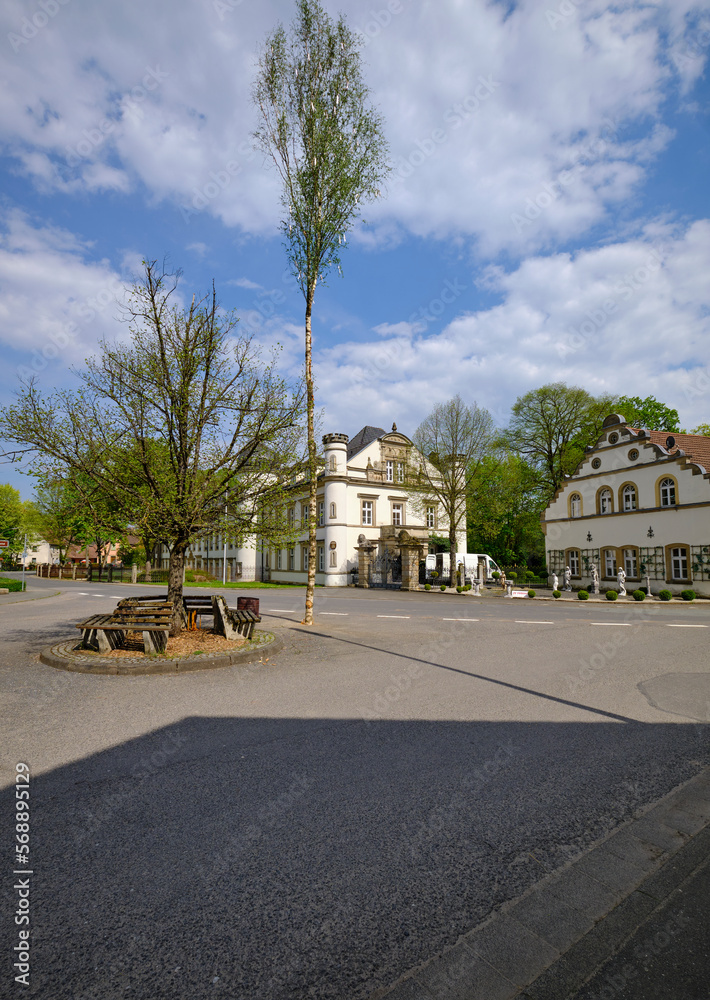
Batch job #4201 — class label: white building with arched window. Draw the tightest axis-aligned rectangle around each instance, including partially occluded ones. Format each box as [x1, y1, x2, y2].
[543, 414, 710, 595]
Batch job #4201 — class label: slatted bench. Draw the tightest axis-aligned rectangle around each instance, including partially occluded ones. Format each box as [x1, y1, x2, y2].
[229, 608, 261, 639]
[77, 602, 174, 654]
[183, 595, 214, 630]
[212, 595, 261, 640]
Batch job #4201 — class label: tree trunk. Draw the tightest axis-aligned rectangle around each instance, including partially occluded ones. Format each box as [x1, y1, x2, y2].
[303, 285, 317, 625]
[168, 540, 188, 635]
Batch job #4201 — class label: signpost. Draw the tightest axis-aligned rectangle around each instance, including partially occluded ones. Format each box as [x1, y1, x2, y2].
[0, 539, 9, 548]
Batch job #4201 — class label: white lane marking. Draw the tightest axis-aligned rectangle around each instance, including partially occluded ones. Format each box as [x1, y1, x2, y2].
[442, 618, 479, 622]
[666, 623, 708, 628]
[270, 609, 296, 613]
[515, 620, 554, 625]
[78, 592, 89, 595]
[590, 622, 633, 626]
[320, 612, 349, 616]
[92, 594, 105, 597]
[377, 615, 410, 619]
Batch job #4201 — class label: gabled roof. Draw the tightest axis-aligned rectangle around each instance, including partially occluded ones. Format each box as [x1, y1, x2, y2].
[347, 425, 386, 460]
[640, 430, 710, 473]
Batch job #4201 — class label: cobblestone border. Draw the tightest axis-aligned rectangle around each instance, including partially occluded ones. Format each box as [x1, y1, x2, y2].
[38, 629, 283, 675]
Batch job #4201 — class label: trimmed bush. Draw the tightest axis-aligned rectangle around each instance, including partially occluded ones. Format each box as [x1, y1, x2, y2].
[658, 590, 672, 601]
[464, 584, 471, 591]
[680, 589, 696, 601]
[578, 590, 589, 600]
[632, 589, 645, 602]
[606, 589, 618, 601]
[0, 577, 25, 592]
[552, 590, 561, 599]
[440, 585, 446, 592]
[431, 571, 439, 579]
[525, 570, 536, 581]
[492, 571, 500, 580]
[456, 585, 463, 593]
[508, 571, 517, 580]
[424, 583, 431, 591]
[527, 589, 536, 598]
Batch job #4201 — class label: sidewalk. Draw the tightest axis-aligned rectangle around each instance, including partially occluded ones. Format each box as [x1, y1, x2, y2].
[371, 768, 710, 1000]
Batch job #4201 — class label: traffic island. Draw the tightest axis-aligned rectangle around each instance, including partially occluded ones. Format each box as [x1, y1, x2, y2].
[39, 629, 282, 675]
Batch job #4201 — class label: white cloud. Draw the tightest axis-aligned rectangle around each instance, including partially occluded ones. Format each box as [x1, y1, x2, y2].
[0, 0, 704, 252]
[313, 220, 710, 433]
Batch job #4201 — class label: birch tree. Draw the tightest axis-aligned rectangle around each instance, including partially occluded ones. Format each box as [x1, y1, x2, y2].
[253, 0, 389, 623]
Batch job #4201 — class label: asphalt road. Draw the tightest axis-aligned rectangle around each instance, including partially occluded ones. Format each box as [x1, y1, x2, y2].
[1, 579, 708, 999]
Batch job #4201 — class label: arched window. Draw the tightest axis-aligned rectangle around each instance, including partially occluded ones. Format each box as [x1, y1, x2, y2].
[660, 478, 676, 506]
[329, 501, 336, 518]
[570, 493, 581, 518]
[622, 484, 637, 511]
[598, 488, 613, 514]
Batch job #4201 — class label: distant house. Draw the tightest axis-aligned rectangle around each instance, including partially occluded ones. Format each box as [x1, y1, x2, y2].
[543, 414, 710, 594]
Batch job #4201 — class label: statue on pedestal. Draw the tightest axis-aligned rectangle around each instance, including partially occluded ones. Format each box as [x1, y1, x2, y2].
[552, 573, 558, 592]
[617, 567, 627, 596]
[590, 563, 599, 595]
[563, 566, 572, 592]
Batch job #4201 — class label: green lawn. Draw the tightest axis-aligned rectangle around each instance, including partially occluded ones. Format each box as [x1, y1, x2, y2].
[184, 579, 314, 589]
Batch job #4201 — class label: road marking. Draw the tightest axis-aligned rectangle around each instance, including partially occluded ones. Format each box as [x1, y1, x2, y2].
[590, 622, 633, 626]
[665, 623, 708, 628]
[377, 615, 410, 619]
[92, 594, 105, 597]
[442, 618, 479, 622]
[320, 612, 349, 616]
[515, 620, 554, 625]
[78, 592, 89, 595]
[270, 609, 296, 613]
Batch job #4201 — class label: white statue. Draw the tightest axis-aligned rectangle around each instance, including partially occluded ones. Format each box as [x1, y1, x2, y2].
[552, 573, 558, 592]
[617, 567, 626, 596]
[590, 563, 599, 594]
[564, 566, 572, 591]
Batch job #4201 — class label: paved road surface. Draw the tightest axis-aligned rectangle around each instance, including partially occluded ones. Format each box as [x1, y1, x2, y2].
[1, 580, 708, 999]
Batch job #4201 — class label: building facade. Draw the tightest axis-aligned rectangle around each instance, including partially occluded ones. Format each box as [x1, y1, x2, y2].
[543, 414, 710, 594]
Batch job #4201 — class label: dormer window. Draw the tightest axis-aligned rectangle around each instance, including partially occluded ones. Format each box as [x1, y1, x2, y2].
[386, 460, 393, 482]
[396, 461, 405, 483]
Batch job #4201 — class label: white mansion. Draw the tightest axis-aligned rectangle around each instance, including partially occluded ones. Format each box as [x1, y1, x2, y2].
[543, 414, 710, 594]
[182, 424, 462, 586]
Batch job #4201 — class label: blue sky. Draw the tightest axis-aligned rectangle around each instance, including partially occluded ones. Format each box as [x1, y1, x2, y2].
[1, 0, 709, 497]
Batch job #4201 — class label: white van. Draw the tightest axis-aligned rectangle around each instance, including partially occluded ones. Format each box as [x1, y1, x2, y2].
[424, 552, 501, 583]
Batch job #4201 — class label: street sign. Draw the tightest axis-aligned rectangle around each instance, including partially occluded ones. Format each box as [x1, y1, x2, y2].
[0, 539, 9, 548]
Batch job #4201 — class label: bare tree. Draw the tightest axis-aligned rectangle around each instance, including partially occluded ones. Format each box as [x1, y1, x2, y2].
[253, 0, 389, 623]
[408, 396, 495, 571]
[0, 260, 305, 632]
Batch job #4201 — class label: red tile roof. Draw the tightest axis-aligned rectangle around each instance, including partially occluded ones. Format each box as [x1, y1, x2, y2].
[636, 429, 710, 472]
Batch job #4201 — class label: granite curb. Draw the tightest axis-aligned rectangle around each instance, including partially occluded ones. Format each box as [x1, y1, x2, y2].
[369, 767, 710, 1000]
[0, 588, 62, 605]
[38, 629, 283, 675]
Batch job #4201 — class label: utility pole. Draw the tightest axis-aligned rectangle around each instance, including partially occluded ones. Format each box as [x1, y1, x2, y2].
[21, 533, 27, 593]
[222, 505, 227, 587]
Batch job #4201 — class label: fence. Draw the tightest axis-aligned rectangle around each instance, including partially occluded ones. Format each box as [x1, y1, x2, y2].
[35, 563, 170, 584]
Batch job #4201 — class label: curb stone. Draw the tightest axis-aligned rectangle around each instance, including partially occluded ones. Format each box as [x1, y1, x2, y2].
[38, 629, 283, 675]
[369, 767, 710, 1000]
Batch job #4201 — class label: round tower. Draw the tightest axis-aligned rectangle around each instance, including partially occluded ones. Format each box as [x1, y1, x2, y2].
[322, 433, 349, 586]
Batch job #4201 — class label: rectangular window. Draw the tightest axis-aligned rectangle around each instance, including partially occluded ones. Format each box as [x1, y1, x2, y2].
[386, 460, 394, 482]
[671, 547, 688, 580]
[277, 550, 282, 570]
[396, 461, 404, 483]
[303, 547, 308, 571]
[362, 500, 373, 526]
[318, 501, 324, 526]
[392, 503, 403, 526]
[569, 550, 580, 577]
[302, 505, 309, 527]
[318, 545, 324, 572]
[623, 548, 637, 578]
[288, 547, 294, 571]
[288, 507, 295, 526]
[604, 549, 617, 578]
[426, 505, 436, 528]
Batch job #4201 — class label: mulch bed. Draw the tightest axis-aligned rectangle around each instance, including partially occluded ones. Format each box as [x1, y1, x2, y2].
[90, 628, 245, 658]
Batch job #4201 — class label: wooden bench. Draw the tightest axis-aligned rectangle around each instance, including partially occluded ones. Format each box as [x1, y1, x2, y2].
[77, 602, 173, 654]
[182, 596, 214, 630]
[229, 608, 260, 639]
[212, 595, 261, 640]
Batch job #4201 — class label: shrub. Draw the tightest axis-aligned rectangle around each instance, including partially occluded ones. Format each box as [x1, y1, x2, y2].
[464, 584, 471, 591]
[492, 570, 500, 580]
[658, 589, 672, 601]
[578, 590, 589, 600]
[527, 589, 536, 598]
[606, 590, 617, 601]
[431, 571, 438, 579]
[552, 590, 561, 599]
[632, 589, 645, 602]
[456, 585, 463, 593]
[508, 571, 517, 580]
[440, 585, 446, 592]
[525, 570, 536, 581]
[681, 589, 696, 601]
[0, 577, 25, 592]
[424, 583, 431, 591]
